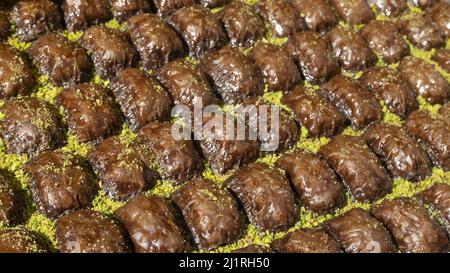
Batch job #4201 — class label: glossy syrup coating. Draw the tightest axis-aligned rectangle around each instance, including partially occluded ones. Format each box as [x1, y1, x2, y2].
[407, 0, 434, 7]
[433, 48, 450, 73]
[282, 86, 345, 138]
[172, 178, 244, 250]
[0, 228, 48, 253]
[326, 26, 376, 71]
[110, 0, 152, 22]
[153, 0, 195, 17]
[372, 197, 449, 253]
[275, 150, 345, 214]
[320, 75, 382, 130]
[0, 171, 23, 225]
[319, 135, 392, 203]
[359, 67, 418, 119]
[369, 0, 408, 17]
[398, 15, 444, 50]
[257, 0, 306, 38]
[292, 0, 336, 33]
[417, 183, 450, 235]
[201, 46, 264, 104]
[284, 31, 339, 84]
[360, 20, 409, 64]
[115, 194, 187, 253]
[195, 114, 260, 175]
[364, 123, 431, 181]
[110, 68, 173, 131]
[398, 56, 449, 105]
[271, 228, 342, 253]
[127, 13, 185, 71]
[323, 208, 396, 253]
[0, 97, 65, 157]
[11, 0, 62, 42]
[217, 1, 265, 48]
[79, 26, 138, 80]
[248, 42, 301, 92]
[405, 110, 450, 171]
[55, 83, 121, 143]
[156, 59, 218, 110]
[23, 150, 97, 218]
[62, 0, 112, 31]
[167, 5, 227, 57]
[0, 11, 10, 41]
[198, 0, 230, 9]
[88, 136, 159, 201]
[231, 244, 273, 253]
[27, 33, 92, 87]
[55, 209, 131, 253]
[226, 163, 298, 232]
[137, 122, 203, 183]
[427, 2, 450, 38]
[330, 0, 373, 25]
[0, 43, 34, 99]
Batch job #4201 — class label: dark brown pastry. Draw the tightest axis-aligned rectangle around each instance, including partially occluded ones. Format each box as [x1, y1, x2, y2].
[319, 135, 392, 203]
[248, 42, 301, 92]
[271, 228, 342, 253]
[405, 110, 450, 171]
[284, 31, 338, 84]
[201, 46, 264, 104]
[110, 0, 151, 22]
[364, 123, 432, 181]
[27, 33, 92, 87]
[0, 11, 10, 41]
[55, 83, 120, 144]
[372, 197, 449, 253]
[330, 0, 373, 25]
[127, 13, 185, 71]
[407, 0, 434, 7]
[62, 0, 111, 31]
[398, 15, 444, 50]
[275, 150, 345, 213]
[23, 150, 97, 218]
[195, 114, 260, 175]
[369, 0, 407, 17]
[0, 228, 48, 253]
[115, 194, 187, 253]
[88, 136, 159, 201]
[232, 245, 273, 253]
[110, 68, 173, 131]
[0, 170, 23, 225]
[433, 48, 450, 73]
[156, 59, 218, 110]
[326, 26, 376, 71]
[439, 102, 450, 121]
[137, 122, 203, 182]
[282, 86, 345, 138]
[197, 0, 230, 9]
[11, 0, 62, 42]
[0, 97, 65, 157]
[153, 0, 195, 17]
[399, 56, 449, 105]
[323, 208, 396, 253]
[320, 75, 382, 130]
[172, 178, 244, 250]
[257, 0, 306, 38]
[417, 183, 450, 235]
[359, 67, 418, 119]
[360, 20, 409, 64]
[55, 209, 131, 253]
[226, 163, 298, 232]
[0, 43, 34, 99]
[217, 1, 265, 47]
[292, 0, 336, 33]
[428, 2, 450, 38]
[79, 26, 138, 80]
[167, 5, 227, 57]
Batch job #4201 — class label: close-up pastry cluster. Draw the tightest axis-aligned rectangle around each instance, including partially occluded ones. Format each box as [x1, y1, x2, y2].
[0, 0, 449, 253]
